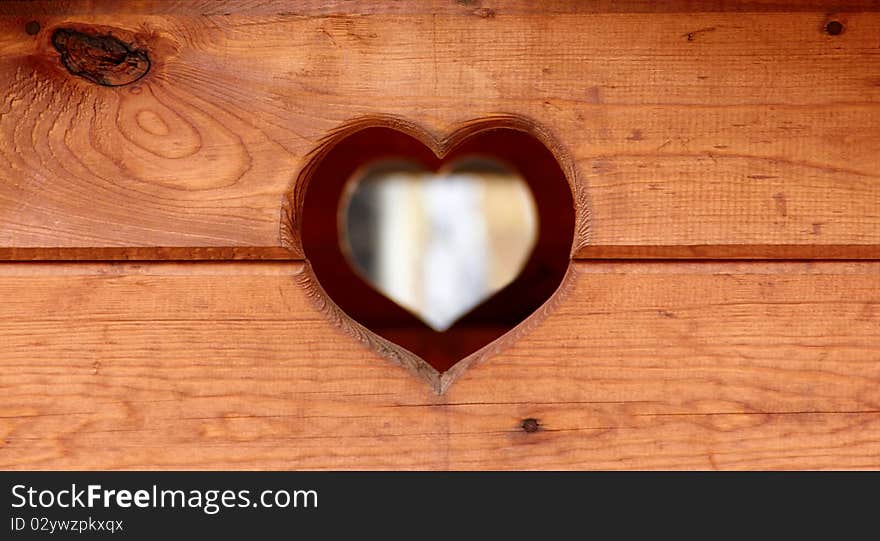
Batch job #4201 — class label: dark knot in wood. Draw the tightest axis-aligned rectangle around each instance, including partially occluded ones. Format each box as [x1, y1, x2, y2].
[51, 28, 150, 86]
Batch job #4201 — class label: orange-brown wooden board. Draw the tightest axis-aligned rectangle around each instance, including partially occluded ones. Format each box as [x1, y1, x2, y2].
[6, 1, 880, 16]
[1, 5, 879, 256]
[0, 260, 877, 469]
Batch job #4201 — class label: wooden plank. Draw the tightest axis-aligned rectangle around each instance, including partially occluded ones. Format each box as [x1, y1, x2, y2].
[1, 7, 879, 255]
[0, 260, 877, 469]
[5, 1, 880, 16]
[6, 245, 880, 261]
[0, 247, 295, 260]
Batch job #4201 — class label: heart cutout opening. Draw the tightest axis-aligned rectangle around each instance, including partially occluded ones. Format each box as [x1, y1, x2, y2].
[340, 157, 539, 332]
[295, 116, 576, 383]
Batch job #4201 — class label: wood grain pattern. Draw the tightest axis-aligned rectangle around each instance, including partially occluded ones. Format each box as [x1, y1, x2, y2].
[1, 5, 879, 255]
[3, 245, 880, 261]
[4, 1, 880, 16]
[1, 1, 879, 471]
[0, 261, 877, 470]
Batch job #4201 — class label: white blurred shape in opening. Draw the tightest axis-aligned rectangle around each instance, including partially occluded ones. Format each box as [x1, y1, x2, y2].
[341, 157, 538, 331]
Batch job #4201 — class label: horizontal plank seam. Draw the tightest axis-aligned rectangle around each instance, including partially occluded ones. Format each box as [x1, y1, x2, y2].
[2, 247, 880, 261]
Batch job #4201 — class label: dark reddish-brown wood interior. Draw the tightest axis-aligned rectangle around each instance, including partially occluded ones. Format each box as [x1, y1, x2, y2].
[302, 127, 574, 372]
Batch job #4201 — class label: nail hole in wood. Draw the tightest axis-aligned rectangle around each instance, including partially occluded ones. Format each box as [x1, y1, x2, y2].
[25, 21, 41, 35]
[825, 20, 844, 36]
[521, 418, 540, 433]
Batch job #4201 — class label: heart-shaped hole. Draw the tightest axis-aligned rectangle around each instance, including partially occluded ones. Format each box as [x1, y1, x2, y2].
[296, 117, 575, 381]
[341, 157, 538, 332]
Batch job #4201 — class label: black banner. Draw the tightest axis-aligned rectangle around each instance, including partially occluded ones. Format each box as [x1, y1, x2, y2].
[1, 472, 874, 538]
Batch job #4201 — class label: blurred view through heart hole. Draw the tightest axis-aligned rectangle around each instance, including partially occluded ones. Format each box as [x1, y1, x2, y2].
[342, 158, 537, 332]
[301, 123, 574, 372]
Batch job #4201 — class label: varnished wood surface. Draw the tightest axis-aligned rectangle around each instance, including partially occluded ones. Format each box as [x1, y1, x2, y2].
[4, 1, 880, 16]
[1, 6, 879, 255]
[1, 1, 878, 470]
[3, 245, 880, 261]
[0, 260, 877, 470]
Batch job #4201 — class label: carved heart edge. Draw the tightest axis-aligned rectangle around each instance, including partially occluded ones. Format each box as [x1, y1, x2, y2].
[281, 114, 590, 393]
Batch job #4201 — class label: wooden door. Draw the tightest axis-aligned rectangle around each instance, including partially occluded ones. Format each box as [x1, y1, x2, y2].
[1, 1, 878, 469]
